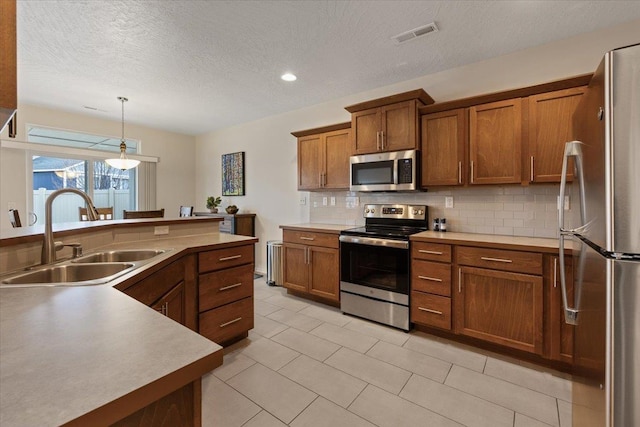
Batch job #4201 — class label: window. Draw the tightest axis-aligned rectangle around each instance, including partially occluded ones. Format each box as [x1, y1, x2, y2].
[28, 127, 140, 225]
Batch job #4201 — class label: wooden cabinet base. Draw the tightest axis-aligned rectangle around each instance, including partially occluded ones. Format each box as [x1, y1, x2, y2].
[111, 383, 195, 427]
[199, 297, 254, 344]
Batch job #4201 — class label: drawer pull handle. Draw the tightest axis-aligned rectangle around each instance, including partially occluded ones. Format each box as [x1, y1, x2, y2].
[418, 307, 443, 315]
[480, 256, 512, 263]
[219, 282, 242, 291]
[299, 236, 315, 241]
[419, 250, 443, 255]
[418, 275, 443, 282]
[219, 254, 242, 261]
[219, 317, 242, 328]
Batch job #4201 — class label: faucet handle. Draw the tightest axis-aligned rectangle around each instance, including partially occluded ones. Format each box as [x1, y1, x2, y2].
[55, 242, 83, 258]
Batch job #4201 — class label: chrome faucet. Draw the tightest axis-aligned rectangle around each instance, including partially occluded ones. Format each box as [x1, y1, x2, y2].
[41, 189, 99, 264]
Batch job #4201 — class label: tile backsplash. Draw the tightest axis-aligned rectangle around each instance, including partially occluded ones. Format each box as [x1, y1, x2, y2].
[309, 184, 576, 239]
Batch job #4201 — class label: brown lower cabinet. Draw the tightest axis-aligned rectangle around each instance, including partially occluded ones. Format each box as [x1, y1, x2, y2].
[198, 242, 255, 345]
[546, 254, 574, 363]
[282, 230, 340, 303]
[116, 255, 199, 427]
[411, 239, 574, 369]
[456, 266, 544, 354]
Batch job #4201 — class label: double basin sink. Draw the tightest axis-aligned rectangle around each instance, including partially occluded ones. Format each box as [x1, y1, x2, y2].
[1, 249, 170, 288]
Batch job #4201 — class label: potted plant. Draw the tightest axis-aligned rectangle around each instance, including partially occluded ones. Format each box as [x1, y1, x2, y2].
[206, 196, 221, 213]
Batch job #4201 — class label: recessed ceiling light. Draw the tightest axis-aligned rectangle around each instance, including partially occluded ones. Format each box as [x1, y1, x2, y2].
[281, 73, 297, 82]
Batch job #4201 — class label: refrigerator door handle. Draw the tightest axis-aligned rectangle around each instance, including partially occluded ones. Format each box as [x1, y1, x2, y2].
[559, 234, 579, 325]
[559, 141, 587, 234]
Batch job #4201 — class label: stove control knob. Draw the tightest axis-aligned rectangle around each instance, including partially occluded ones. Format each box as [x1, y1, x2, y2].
[413, 209, 418, 215]
[418, 209, 424, 215]
[371, 209, 375, 213]
[365, 208, 370, 213]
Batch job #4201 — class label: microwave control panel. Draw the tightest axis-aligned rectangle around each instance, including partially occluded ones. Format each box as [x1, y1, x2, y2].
[397, 159, 413, 184]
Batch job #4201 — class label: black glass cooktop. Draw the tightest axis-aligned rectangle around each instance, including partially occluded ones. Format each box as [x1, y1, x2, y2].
[341, 225, 427, 240]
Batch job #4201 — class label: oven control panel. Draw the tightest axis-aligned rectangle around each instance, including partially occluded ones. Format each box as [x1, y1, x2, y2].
[363, 204, 427, 220]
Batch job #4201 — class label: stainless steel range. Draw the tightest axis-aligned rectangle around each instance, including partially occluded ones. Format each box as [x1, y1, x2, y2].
[339, 204, 428, 331]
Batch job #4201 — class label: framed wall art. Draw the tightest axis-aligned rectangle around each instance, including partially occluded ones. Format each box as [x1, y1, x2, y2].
[221, 151, 245, 196]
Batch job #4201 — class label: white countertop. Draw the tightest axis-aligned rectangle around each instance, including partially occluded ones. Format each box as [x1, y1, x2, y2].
[0, 232, 257, 426]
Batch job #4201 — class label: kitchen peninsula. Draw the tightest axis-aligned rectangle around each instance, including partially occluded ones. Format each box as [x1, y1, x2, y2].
[0, 216, 258, 426]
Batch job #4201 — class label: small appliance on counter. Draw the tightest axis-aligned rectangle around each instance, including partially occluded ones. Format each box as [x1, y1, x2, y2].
[339, 204, 428, 330]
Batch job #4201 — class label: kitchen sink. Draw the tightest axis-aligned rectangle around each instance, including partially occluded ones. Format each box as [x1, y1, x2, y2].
[1, 263, 136, 287]
[73, 249, 166, 263]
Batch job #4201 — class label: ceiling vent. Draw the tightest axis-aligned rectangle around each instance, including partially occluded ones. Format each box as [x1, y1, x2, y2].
[392, 22, 438, 44]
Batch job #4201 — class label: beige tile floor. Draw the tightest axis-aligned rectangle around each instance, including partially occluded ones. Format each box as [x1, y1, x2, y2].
[202, 279, 573, 427]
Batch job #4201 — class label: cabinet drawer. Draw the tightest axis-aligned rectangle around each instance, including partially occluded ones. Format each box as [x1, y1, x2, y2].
[199, 264, 254, 311]
[199, 297, 253, 344]
[411, 292, 451, 330]
[412, 241, 452, 262]
[412, 260, 451, 297]
[456, 246, 542, 275]
[199, 244, 254, 273]
[283, 230, 339, 248]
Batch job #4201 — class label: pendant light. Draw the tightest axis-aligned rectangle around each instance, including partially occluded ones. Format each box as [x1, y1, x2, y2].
[105, 96, 140, 170]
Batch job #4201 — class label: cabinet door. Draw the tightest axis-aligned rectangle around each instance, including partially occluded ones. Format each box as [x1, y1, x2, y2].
[528, 87, 585, 183]
[352, 107, 381, 154]
[282, 243, 309, 292]
[111, 382, 194, 427]
[298, 134, 322, 190]
[0, 0, 17, 115]
[323, 128, 352, 189]
[547, 255, 574, 363]
[456, 266, 543, 354]
[382, 101, 417, 151]
[469, 99, 522, 184]
[308, 246, 339, 301]
[421, 109, 466, 186]
[152, 281, 186, 325]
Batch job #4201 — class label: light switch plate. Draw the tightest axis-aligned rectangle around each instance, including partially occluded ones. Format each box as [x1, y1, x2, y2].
[322, 197, 328, 206]
[557, 196, 570, 210]
[330, 197, 336, 206]
[299, 196, 306, 205]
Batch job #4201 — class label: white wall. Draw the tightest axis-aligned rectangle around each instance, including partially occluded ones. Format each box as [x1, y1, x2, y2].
[0, 104, 196, 231]
[195, 20, 640, 273]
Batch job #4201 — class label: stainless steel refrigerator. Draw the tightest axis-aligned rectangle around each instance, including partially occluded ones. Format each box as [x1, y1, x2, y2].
[558, 43, 640, 427]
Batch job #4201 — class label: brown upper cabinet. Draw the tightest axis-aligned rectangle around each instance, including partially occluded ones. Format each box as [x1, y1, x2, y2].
[421, 109, 467, 186]
[527, 87, 585, 183]
[469, 98, 523, 185]
[0, 0, 17, 134]
[345, 89, 434, 155]
[293, 123, 352, 191]
[419, 75, 591, 188]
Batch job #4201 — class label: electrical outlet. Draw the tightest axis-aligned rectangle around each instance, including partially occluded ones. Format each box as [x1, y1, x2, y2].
[557, 196, 570, 210]
[154, 226, 169, 235]
[445, 196, 454, 209]
[299, 196, 306, 205]
[330, 197, 336, 206]
[322, 197, 328, 206]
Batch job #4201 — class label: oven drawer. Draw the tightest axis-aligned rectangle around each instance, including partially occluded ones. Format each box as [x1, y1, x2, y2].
[412, 242, 452, 263]
[412, 260, 451, 297]
[199, 244, 254, 273]
[411, 292, 451, 330]
[456, 246, 542, 275]
[283, 230, 339, 248]
[199, 297, 254, 344]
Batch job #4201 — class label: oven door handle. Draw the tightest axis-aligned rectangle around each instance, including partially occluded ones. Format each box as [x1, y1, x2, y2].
[339, 235, 409, 249]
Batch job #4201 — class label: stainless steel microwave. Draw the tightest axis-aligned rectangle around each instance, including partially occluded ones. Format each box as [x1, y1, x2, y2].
[350, 149, 419, 192]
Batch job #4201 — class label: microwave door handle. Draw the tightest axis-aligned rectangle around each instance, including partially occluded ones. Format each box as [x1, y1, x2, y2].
[559, 141, 587, 233]
[559, 234, 579, 325]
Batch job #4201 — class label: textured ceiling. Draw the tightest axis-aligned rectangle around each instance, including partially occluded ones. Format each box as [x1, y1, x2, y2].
[16, 1, 640, 136]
